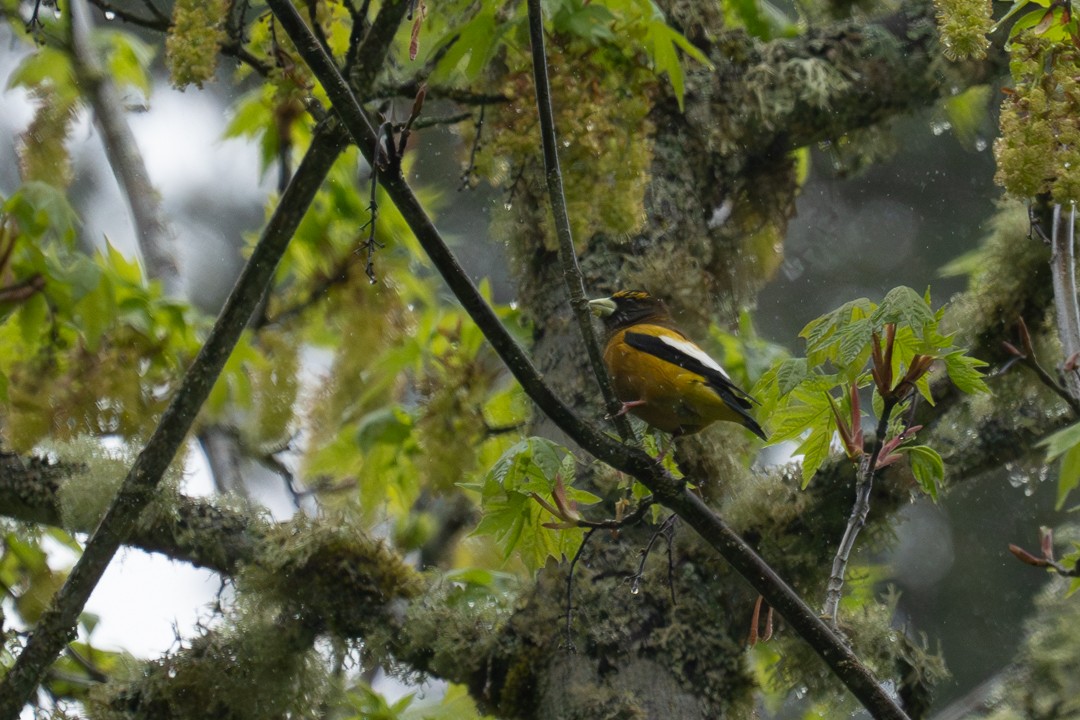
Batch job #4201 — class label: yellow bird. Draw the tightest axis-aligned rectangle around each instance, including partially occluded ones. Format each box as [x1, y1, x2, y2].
[589, 290, 766, 441]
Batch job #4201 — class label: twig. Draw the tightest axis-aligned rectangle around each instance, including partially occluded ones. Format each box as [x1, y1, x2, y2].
[70, 0, 179, 293]
[412, 111, 471, 130]
[0, 123, 348, 720]
[1008, 526, 1080, 577]
[564, 527, 597, 650]
[138, 0, 168, 24]
[196, 427, 253, 504]
[459, 104, 485, 190]
[822, 397, 897, 625]
[62, 644, 108, 684]
[1002, 316, 1080, 416]
[86, 0, 168, 30]
[371, 80, 508, 107]
[264, 4, 911, 717]
[524, 0, 633, 442]
[1049, 202, 1080, 402]
[628, 514, 678, 598]
[562, 497, 656, 646]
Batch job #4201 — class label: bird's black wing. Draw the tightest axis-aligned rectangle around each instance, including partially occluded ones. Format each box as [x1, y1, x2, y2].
[623, 331, 756, 405]
[625, 331, 767, 440]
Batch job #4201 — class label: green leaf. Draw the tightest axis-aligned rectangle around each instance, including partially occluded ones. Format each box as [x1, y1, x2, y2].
[105, 240, 144, 285]
[795, 424, 833, 488]
[4, 181, 80, 243]
[992, 0, 1049, 34]
[430, 7, 502, 83]
[1056, 443, 1080, 510]
[6, 46, 78, 103]
[943, 350, 990, 395]
[869, 286, 936, 338]
[901, 445, 944, 501]
[95, 29, 157, 98]
[355, 406, 414, 449]
[943, 85, 991, 149]
[1038, 421, 1080, 460]
[470, 438, 598, 570]
[775, 357, 809, 397]
[800, 297, 873, 364]
[553, 0, 616, 40]
[18, 293, 48, 344]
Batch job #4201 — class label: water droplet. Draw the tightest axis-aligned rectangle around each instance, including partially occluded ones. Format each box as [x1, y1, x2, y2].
[562, 140, 570, 147]
[104, 10, 115, 19]
[503, 202, 513, 211]
[53, 7, 62, 17]
[974, 137, 988, 152]
[1005, 461, 1028, 489]
[929, 120, 952, 136]
[630, 581, 640, 595]
[781, 258, 805, 281]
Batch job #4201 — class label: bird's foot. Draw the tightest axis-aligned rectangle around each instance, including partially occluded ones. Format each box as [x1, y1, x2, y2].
[608, 399, 646, 419]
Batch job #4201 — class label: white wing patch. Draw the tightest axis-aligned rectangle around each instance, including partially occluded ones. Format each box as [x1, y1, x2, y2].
[656, 335, 731, 380]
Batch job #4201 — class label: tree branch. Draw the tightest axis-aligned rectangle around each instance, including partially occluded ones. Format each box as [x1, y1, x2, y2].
[69, 0, 179, 293]
[822, 397, 897, 624]
[1049, 203, 1080, 402]
[262, 3, 909, 717]
[0, 452, 258, 575]
[0, 124, 348, 719]
[524, 0, 633, 441]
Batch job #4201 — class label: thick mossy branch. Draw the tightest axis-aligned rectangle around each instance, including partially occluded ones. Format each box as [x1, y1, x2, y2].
[241, 513, 424, 638]
[87, 613, 328, 720]
[0, 451, 258, 574]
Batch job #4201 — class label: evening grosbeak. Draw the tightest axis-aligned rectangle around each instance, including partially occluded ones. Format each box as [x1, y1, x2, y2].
[589, 290, 767, 442]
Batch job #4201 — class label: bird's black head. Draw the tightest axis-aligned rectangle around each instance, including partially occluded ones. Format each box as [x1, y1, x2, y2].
[588, 290, 671, 331]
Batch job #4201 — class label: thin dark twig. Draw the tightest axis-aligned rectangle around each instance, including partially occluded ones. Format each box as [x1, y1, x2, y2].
[259, 259, 351, 328]
[483, 421, 527, 437]
[570, 495, 654, 530]
[356, 121, 394, 284]
[372, 80, 508, 107]
[524, 0, 633, 442]
[1003, 316, 1080, 416]
[459, 104, 485, 190]
[564, 527, 597, 650]
[629, 514, 677, 596]
[62, 645, 107, 684]
[664, 516, 677, 606]
[86, 0, 167, 29]
[26, 0, 44, 32]
[139, 0, 168, 23]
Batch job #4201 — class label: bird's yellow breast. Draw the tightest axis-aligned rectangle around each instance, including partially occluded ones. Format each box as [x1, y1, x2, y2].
[603, 324, 746, 435]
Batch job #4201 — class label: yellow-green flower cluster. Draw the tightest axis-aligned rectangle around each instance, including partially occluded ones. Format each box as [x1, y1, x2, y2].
[994, 35, 1080, 203]
[165, 0, 228, 89]
[933, 0, 992, 60]
[468, 42, 655, 252]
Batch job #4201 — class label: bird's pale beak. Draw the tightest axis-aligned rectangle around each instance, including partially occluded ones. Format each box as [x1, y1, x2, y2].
[588, 297, 616, 318]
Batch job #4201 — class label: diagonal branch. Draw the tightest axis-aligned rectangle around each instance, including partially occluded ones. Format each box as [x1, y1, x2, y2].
[524, 0, 633, 441]
[0, 123, 348, 719]
[69, 0, 179, 292]
[262, 3, 910, 717]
